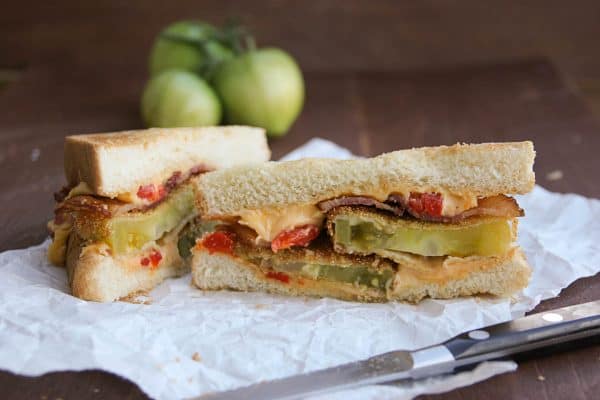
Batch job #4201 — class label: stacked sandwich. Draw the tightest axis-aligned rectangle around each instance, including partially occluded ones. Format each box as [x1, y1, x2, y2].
[188, 142, 535, 302]
[48, 126, 269, 301]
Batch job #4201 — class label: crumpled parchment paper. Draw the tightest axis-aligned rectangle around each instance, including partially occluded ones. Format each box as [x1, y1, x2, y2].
[0, 138, 598, 400]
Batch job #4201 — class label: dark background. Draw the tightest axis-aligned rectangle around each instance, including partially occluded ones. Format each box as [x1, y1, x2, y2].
[2, 1, 600, 114]
[1, 1, 599, 399]
[1, 1, 600, 75]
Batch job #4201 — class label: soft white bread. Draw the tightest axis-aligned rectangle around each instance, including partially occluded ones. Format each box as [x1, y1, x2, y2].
[196, 141, 535, 217]
[66, 231, 186, 302]
[190, 247, 531, 303]
[64, 126, 270, 198]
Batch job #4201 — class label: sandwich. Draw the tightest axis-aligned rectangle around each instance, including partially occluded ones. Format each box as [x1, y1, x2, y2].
[48, 126, 270, 302]
[186, 141, 535, 302]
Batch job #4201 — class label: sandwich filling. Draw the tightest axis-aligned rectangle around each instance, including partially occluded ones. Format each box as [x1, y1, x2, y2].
[48, 165, 210, 266]
[226, 192, 522, 254]
[188, 192, 525, 300]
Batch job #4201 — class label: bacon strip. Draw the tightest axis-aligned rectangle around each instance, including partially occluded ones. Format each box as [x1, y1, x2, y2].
[458, 195, 524, 219]
[319, 194, 522, 223]
[318, 196, 405, 216]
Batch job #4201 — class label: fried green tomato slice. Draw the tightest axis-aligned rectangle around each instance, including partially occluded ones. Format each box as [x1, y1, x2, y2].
[60, 184, 196, 254]
[106, 185, 196, 253]
[329, 206, 515, 257]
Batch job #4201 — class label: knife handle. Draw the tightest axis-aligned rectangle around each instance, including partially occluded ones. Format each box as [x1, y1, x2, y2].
[443, 300, 600, 360]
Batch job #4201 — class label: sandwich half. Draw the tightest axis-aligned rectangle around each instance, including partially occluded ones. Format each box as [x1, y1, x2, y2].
[48, 126, 270, 302]
[187, 141, 535, 302]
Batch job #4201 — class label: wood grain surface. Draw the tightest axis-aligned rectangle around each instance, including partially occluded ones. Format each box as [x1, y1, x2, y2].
[0, 58, 599, 399]
[3, 1, 600, 80]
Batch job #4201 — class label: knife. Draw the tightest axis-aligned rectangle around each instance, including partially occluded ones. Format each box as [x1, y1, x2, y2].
[195, 300, 600, 400]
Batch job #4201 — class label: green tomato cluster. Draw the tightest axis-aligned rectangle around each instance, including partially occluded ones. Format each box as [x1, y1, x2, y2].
[141, 20, 304, 137]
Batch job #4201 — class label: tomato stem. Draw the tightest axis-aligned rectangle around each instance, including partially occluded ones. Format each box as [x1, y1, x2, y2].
[218, 21, 255, 55]
[158, 21, 256, 77]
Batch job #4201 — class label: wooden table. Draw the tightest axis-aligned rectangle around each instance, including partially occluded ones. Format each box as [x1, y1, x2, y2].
[0, 59, 598, 399]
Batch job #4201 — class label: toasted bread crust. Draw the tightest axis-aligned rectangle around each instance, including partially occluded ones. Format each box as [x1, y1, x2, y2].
[196, 141, 535, 218]
[64, 126, 270, 198]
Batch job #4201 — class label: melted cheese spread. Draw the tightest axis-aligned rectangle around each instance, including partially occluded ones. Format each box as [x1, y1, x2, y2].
[238, 204, 325, 242]
[440, 191, 479, 216]
[375, 247, 517, 286]
[47, 220, 71, 266]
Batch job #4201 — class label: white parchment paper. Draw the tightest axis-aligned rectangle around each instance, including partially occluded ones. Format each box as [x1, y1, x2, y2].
[0, 138, 598, 400]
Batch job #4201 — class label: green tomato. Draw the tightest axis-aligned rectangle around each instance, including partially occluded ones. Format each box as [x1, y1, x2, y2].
[141, 70, 222, 127]
[213, 48, 305, 137]
[149, 21, 234, 78]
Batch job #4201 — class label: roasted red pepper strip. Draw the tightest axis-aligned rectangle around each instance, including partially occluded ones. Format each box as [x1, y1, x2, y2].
[266, 271, 290, 284]
[149, 249, 162, 267]
[271, 225, 320, 253]
[137, 183, 166, 202]
[201, 231, 235, 255]
[408, 192, 443, 217]
[140, 248, 162, 268]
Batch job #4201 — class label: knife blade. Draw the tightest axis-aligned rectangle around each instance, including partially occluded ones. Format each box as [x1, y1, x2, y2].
[194, 300, 600, 400]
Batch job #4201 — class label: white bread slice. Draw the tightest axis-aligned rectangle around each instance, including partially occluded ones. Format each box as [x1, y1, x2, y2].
[66, 229, 187, 302]
[196, 141, 535, 217]
[64, 126, 270, 198]
[190, 247, 531, 303]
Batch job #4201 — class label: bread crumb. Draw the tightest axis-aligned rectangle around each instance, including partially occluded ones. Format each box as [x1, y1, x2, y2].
[175, 357, 181, 362]
[255, 303, 268, 309]
[546, 170, 563, 181]
[537, 375, 546, 381]
[192, 352, 202, 362]
[188, 377, 193, 383]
